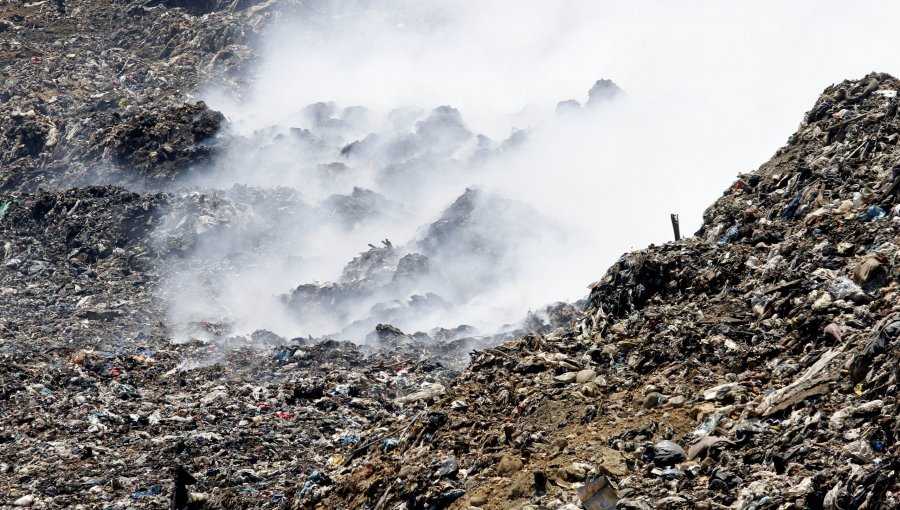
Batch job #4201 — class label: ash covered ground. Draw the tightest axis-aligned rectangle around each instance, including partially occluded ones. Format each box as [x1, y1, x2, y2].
[3, 1, 900, 510]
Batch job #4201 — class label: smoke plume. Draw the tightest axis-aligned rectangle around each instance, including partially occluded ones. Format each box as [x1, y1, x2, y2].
[161, 0, 900, 343]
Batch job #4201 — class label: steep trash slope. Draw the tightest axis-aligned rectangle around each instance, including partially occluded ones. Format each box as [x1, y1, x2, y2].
[320, 73, 900, 510]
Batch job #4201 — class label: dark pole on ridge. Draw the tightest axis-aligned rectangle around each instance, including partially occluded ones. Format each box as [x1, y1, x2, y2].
[670, 214, 681, 241]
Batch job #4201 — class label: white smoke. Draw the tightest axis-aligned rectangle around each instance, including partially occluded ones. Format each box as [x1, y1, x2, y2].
[162, 0, 900, 342]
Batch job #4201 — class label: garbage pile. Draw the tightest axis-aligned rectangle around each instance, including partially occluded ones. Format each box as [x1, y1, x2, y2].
[0, 320, 474, 509]
[0, 182, 576, 507]
[147, 75, 587, 341]
[281, 187, 562, 341]
[0, 0, 286, 192]
[0, 186, 170, 351]
[315, 73, 900, 509]
[6, 0, 626, 346]
[0, 185, 579, 510]
[4, 3, 900, 510]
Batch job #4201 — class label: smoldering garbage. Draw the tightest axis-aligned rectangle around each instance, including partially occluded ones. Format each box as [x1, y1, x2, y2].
[311, 73, 900, 510]
[4, 2, 900, 510]
[0, 181, 578, 509]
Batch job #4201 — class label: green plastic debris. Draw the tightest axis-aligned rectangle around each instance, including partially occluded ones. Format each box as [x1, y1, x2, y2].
[0, 201, 10, 221]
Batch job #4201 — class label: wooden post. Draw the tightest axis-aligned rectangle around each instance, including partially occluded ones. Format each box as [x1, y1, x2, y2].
[670, 214, 681, 241]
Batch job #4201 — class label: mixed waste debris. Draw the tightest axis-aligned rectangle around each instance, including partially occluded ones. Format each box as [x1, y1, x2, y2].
[317, 72, 900, 510]
[0, 0, 285, 192]
[3, 2, 900, 510]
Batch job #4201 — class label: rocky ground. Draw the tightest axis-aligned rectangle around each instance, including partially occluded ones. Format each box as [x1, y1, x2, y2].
[2, 2, 900, 510]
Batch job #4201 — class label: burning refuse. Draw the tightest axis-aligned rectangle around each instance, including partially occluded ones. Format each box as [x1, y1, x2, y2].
[3, 1, 900, 509]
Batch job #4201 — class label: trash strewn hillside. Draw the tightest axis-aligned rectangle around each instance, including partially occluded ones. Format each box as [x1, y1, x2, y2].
[318, 73, 900, 510]
[3, 2, 900, 510]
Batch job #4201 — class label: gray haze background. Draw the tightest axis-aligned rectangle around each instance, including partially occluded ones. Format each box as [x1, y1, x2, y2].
[168, 0, 900, 341]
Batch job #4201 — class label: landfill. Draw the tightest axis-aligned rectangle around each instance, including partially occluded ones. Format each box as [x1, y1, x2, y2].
[315, 73, 900, 510]
[3, 2, 900, 510]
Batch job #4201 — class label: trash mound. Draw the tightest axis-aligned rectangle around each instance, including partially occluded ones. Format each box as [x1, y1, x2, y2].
[0, 179, 581, 508]
[0, 186, 170, 351]
[91, 101, 226, 185]
[4, 5, 900, 508]
[323, 187, 407, 228]
[280, 187, 560, 341]
[150, 0, 274, 16]
[316, 73, 900, 509]
[0, 0, 286, 192]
